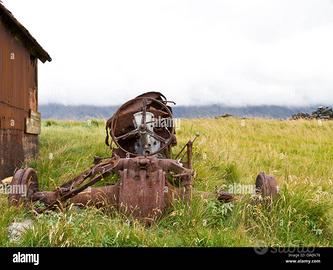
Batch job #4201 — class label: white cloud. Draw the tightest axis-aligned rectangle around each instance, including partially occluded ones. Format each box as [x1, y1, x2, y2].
[3, 0, 333, 105]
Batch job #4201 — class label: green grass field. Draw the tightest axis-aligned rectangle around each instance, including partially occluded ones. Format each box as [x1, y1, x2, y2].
[1, 117, 332, 247]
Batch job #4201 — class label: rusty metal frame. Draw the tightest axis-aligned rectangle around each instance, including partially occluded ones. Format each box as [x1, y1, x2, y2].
[8, 92, 195, 221]
[7, 92, 278, 222]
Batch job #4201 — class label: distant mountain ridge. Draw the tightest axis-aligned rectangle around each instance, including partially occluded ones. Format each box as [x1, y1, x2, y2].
[39, 103, 324, 120]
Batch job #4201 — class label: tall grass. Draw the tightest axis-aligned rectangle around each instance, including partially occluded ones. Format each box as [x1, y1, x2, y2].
[0, 117, 332, 246]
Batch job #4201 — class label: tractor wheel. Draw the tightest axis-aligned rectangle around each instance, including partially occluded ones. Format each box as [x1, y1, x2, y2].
[255, 172, 278, 198]
[8, 168, 39, 207]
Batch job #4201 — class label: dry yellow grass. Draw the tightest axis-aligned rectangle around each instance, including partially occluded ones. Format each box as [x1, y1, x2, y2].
[0, 117, 332, 246]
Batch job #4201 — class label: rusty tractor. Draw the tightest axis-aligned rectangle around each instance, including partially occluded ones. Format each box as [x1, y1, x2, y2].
[8, 92, 278, 222]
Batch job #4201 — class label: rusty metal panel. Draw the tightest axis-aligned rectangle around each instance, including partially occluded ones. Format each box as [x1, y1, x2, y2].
[22, 133, 38, 160]
[0, 129, 38, 179]
[0, 129, 24, 179]
[0, 21, 38, 114]
[0, 20, 39, 179]
[0, 103, 25, 130]
[0, 3, 51, 179]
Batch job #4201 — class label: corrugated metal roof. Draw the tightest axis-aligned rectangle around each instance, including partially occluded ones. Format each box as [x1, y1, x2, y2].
[0, 2, 51, 63]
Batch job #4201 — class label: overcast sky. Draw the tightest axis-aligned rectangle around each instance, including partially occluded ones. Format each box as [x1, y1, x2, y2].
[4, 0, 333, 106]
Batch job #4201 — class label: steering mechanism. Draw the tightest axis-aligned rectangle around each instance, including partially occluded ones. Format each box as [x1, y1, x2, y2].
[110, 97, 175, 156]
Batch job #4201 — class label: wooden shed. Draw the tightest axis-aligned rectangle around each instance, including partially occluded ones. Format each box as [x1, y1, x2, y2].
[0, 3, 51, 179]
